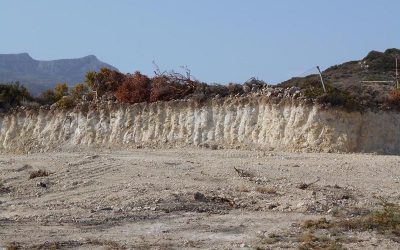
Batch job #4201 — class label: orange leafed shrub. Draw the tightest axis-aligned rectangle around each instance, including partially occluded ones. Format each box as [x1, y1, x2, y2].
[102, 69, 126, 93]
[388, 89, 400, 104]
[115, 72, 151, 103]
[150, 75, 195, 102]
[85, 68, 125, 98]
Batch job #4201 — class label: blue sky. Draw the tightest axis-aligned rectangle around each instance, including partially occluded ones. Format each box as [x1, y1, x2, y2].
[1, 0, 399, 84]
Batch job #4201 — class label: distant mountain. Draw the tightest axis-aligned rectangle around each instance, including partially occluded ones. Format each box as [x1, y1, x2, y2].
[0, 53, 118, 95]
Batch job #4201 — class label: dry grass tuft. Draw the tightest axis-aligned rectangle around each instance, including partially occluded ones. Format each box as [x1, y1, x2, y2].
[298, 231, 318, 245]
[29, 170, 50, 179]
[260, 233, 284, 245]
[297, 231, 347, 250]
[86, 239, 127, 249]
[256, 205, 398, 248]
[237, 185, 250, 193]
[302, 217, 331, 230]
[302, 203, 400, 237]
[338, 203, 400, 236]
[256, 186, 277, 195]
[5, 242, 21, 250]
[299, 203, 400, 246]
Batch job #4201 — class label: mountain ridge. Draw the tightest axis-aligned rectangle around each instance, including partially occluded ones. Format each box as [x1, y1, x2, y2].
[0, 53, 118, 95]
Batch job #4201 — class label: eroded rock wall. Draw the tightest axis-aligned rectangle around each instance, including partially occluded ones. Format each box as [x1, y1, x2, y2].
[0, 97, 399, 154]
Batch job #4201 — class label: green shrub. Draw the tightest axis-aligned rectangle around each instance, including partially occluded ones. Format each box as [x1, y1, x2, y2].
[37, 84, 69, 105]
[37, 89, 57, 105]
[316, 88, 358, 109]
[57, 96, 75, 109]
[54, 83, 69, 100]
[71, 83, 90, 100]
[0, 82, 33, 109]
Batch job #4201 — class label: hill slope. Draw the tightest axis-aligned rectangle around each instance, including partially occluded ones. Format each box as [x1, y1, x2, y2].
[281, 48, 400, 89]
[0, 53, 118, 95]
[279, 48, 400, 109]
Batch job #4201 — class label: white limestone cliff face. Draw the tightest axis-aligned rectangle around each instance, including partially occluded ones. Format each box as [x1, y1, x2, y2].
[0, 97, 399, 154]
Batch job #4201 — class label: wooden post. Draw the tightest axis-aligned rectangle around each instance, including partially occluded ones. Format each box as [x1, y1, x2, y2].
[396, 58, 399, 89]
[316, 66, 327, 93]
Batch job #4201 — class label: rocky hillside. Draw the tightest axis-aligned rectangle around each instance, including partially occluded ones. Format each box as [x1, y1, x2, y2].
[0, 53, 117, 95]
[281, 48, 400, 88]
[280, 49, 400, 109]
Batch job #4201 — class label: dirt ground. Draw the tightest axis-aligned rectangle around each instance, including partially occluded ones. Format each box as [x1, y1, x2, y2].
[0, 148, 399, 249]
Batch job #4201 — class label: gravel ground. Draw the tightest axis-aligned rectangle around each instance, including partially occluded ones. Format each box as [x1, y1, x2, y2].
[0, 148, 399, 249]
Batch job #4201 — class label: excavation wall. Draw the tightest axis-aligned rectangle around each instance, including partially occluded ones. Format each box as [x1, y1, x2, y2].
[0, 97, 399, 154]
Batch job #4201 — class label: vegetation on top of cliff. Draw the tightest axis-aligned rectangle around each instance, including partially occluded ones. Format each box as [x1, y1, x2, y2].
[0, 82, 34, 110]
[280, 48, 400, 110]
[1, 49, 400, 112]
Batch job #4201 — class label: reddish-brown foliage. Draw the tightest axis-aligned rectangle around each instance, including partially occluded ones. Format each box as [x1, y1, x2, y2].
[388, 89, 400, 105]
[85, 68, 125, 98]
[115, 72, 151, 103]
[150, 75, 195, 102]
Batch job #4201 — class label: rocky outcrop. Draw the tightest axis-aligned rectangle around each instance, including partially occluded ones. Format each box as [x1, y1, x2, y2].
[0, 97, 399, 154]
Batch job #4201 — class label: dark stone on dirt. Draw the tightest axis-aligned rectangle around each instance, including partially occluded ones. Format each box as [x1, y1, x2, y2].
[268, 204, 278, 210]
[0, 186, 11, 194]
[194, 192, 207, 202]
[36, 182, 47, 188]
[341, 194, 351, 200]
[297, 183, 309, 190]
[233, 167, 254, 178]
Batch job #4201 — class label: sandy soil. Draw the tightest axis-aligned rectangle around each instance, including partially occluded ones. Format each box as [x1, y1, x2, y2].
[0, 148, 399, 249]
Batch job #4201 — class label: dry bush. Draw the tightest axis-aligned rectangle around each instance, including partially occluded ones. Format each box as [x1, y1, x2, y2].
[86, 239, 126, 249]
[190, 83, 232, 102]
[29, 169, 49, 179]
[297, 232, 346, 250]
[302, 203, 400, 239]
[298, 231, 318, 245]
[207, 84, 230, 97]
[150, 75, 195, 102]
[85, 68, 126, 99]
[5, 242, 21, 250]
[388, 89, 400, 105]
[115, 72, 151, 104]
[227, 83, 244, 95]
[255, 186, 277, 194]
[337, 203, 400, 235]
[302, 218, 331, 230]
[237, 185, 250, 193]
